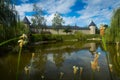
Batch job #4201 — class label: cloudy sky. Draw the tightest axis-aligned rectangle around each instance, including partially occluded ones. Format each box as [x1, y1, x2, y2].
[15, 0, 120, 27]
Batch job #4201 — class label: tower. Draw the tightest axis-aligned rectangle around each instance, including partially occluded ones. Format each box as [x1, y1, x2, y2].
[23, 16, 31, 34]
[23, 16, 31, 27]
[88, 21, 97, 34]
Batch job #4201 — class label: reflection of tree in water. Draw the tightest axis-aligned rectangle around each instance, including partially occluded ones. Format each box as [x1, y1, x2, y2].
[107, 44, 120, 77]
[34, 53, 47, 72]
[53, 52, 65, 68]
[27, 50, 47, 79]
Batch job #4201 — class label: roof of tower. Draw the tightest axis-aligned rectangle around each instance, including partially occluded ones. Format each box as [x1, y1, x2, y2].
[23, 16, 31, 24]
[88, 21, 96, 27]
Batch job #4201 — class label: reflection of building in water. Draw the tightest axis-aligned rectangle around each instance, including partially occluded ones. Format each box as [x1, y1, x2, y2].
[89, 43, 96, 53]
[83, 43, 97, 55]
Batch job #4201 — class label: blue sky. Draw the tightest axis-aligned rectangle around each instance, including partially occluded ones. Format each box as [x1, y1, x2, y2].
[15, 0, 120, 27]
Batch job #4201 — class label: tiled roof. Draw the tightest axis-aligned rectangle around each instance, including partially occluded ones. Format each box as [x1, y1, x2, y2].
[88, 21, 96, 27]
[30, 25, 90, 30]
[23, 16, 31, 24]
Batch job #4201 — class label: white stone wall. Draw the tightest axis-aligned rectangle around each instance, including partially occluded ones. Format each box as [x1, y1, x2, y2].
[30, 28, 96, 35]
[89, 26, 96, 34]
[80, 30, 90, 34]
[72, 30, 90, 34]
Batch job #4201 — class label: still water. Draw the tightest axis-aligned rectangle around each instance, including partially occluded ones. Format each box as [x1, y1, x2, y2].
[0, 42, 120, 80]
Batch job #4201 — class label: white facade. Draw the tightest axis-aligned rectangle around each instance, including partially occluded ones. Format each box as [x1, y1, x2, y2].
[89, 26, 96, 34]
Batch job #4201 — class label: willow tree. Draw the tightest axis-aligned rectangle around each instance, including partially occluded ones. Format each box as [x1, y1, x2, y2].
[110, 8, 120, 43]
[0, 0, 18, 41]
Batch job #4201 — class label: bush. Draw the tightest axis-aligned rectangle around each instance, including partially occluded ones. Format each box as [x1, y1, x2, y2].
[75, 32, 86, 41]
[30, 34, 63, 42]
[30, 33, 101, 43]
[86, 34, 101, 38]
[51, 35, 63, 41]
[61, 35, 76, 40]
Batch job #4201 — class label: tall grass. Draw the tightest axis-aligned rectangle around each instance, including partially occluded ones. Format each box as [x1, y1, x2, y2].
[16, 46, 22, 80]
[101, 36, 113, 80]
[0, 37, 18, 46]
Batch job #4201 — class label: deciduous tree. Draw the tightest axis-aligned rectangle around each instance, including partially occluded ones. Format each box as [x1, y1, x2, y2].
[31, 4, 46, 33]
[52, 13, 65, 34]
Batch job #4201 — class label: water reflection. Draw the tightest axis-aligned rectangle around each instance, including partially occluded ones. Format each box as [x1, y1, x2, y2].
[91, 53, 100, 72]
[0, 42, 120, 80]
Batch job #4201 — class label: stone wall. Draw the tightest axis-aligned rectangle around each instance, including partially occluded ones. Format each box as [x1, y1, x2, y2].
[30, 28, 95, 35]
[89, 26, 96, 34]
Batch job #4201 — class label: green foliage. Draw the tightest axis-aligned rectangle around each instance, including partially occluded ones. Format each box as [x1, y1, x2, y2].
[30, 34, 63, 42]
[16, 22, 30, 35]
[0, 0, 19, 41]
[63, 25, 72, 34]
[101, 36, 107, 51]
[16, 46, 22, 80]
[86, 34, 101, 38]
[52, 13, 65, 33]
[30, 33, 101, 43]
[61, 35, 76, 40]
[105, 27, 113, 42]
[52, 35, 63, 41]
[0, 37, 19, 46]
[31, 4, 46, 31]
[106, 7, 120, 42]
[75, 31, 86, 41]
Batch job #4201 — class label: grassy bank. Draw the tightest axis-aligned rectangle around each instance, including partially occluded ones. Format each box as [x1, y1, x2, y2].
[30, 34, 101, 43]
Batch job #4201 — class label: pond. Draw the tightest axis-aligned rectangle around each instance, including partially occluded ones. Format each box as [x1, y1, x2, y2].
[0, 41, 120, 80]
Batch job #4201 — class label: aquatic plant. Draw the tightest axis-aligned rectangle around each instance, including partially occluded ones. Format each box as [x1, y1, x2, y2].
[73, 66, 79, 80]
[59, 72, 64, 80]
[24, 52, 35, 79]
[24, 66, 29, 74]
[80, 67, 83, 76]
[41, 75, 45, 80]
[79, 67, 83, 80]
[32, 53, 35, 58]
[0, 37, 18, 46]
[109, 64, 113, 72]
[16, 34, 28, 80]
[73, 66, 79, 75]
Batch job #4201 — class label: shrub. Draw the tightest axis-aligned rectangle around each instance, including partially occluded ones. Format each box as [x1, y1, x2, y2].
[75, 32, 86, 41]
[30, 34, 63, 42]
[86, 34, 101, 38]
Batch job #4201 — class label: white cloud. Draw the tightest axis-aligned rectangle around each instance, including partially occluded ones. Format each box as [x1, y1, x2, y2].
[76, 0, 120, 26]
[37, 0, 76, 14]
[15, 3, 33, 20]
[44, 14, 55, 25]
[63, 16, 79, 25]
[15, 0, 120, 27]
[44, 14, 80, 26]
[15, 0, 76, 22]
[40, 0, 120, 27]
[21, 0, 29, 3]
